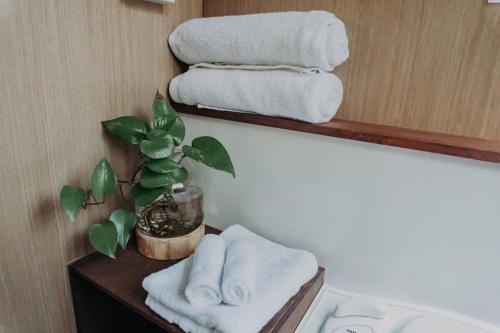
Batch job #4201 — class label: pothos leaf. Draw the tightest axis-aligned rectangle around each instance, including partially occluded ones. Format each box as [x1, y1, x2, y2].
[109, 209, 136, 250]
[145, 158, 182, 174]
[101, 116, 148, 144]
[60, 185, 86, 221]
[183, 136, 235, 177]
[152, 91, 176, 119]
[88, 222, 118, 259]
[91, 158, 117, 197]
[139, 137, 174, 159]
[151, 115, 185, 146]
[130, 184, 167, 207]
[139, 168, 185, 188]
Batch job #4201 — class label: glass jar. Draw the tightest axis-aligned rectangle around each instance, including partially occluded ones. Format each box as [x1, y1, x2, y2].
[135, 185, 204, 238]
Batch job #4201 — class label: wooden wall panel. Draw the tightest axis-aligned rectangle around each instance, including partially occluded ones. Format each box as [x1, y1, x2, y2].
[0, 1, 202, 332]
[204, 0, 500, 140]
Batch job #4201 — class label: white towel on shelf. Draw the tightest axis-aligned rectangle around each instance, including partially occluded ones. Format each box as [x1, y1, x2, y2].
[221, 239, 257, 306]
[143, 224, 318, 333]
[168, 11, 349, 71]
[185, 234, 226, 306]
[169, 68, 343, 124]
[146, 295, 218, 333]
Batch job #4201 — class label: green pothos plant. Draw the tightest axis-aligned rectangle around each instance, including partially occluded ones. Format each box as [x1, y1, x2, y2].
[60, 91, 235, 258]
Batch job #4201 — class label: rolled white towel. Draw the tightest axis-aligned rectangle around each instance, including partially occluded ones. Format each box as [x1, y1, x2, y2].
[168, 11, 349, 71]
[221, 239, 257, 305]
[185, 234, 226, 306]
[169, 68, 343, 124]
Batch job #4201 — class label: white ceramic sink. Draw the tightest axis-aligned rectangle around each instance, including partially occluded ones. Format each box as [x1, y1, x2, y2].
[296, 285, 499, 333]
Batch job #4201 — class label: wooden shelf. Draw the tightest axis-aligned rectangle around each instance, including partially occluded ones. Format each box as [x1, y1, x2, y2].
[68, 225, 324, 333]
[174, 104, 500, 164]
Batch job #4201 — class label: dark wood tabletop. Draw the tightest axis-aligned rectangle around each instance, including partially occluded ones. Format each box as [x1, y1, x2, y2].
[68, 225, 324, 333]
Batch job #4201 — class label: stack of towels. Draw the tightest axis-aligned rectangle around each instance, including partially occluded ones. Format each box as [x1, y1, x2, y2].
[143, 224, 318, 333]
[168, 11, 349, 124]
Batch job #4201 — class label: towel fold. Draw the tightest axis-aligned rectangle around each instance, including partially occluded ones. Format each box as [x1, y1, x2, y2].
[221, 239, 257, 305]
[143, 225, 318, 333]
[146, 295, 217, 333]
[185, 234, 226, 306]
[169, 68, 343, 124]
[190, 63, 323, 75]
[168, 11, 349, 71]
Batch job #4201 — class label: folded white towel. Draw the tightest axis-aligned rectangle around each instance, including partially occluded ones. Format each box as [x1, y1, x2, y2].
[143, 225, 318, 333]
[169, 68, 343, 124]
[221, 239, 257, 305]
[168, 11, 349, 71]
[146, 295, 217, 333]
[185, 234, 225, 306]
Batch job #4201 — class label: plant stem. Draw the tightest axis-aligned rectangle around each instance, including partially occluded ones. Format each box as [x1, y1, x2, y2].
[86, 200, 105, 206]
[118, 183, 131, 205]
[117, 180, 136, 184]
[130, 161, 146, 183]
[81, 160, 145, 211]
[84, 190, 105, 206]
[177, 153, 186, 164]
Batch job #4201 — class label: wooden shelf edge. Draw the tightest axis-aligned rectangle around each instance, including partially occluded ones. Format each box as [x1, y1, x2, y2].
[174, 103, 500, 164]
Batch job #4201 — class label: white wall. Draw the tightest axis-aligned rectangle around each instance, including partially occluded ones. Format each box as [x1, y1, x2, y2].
[183, 115, 500, 326]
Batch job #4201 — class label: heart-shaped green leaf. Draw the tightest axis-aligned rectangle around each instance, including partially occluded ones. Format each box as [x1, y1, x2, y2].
[140, 168, 178, 188]
[151, 115, 185, 146]
[130, 184, 166, 207]
[151, 92, 184, 145]
[146, 158, 181, 173]
[89, 222, 118, 259]
[182, 145, 204, 161]
[102, 116, 148, 144]
[60, 185, 86, 221]
[151, 115, 176, 131]
[109, 209, 136, 250]
[139, 137, 174, 159]
[183, 136, 235, 177]
[152, 91, 176, 119]
[166, 116, 185, 146]
[170, 167, 188, 183]
[91, 158, 117, 197]
[146, 129, 169, 140]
